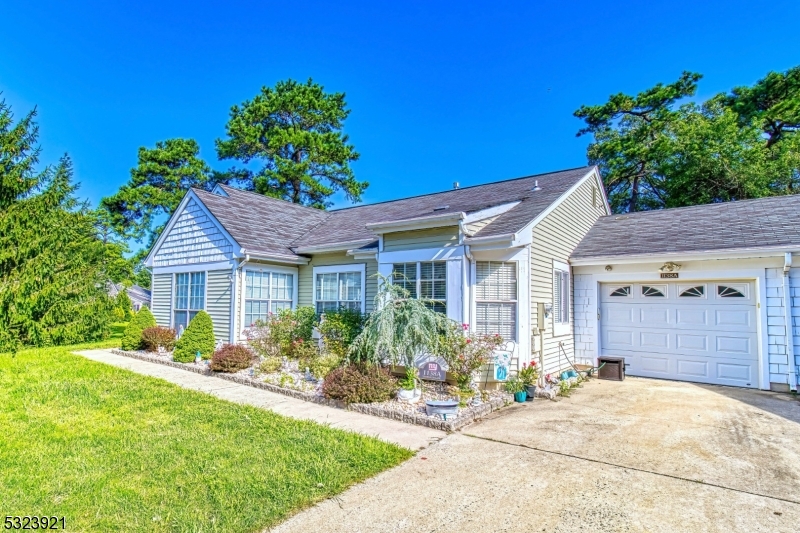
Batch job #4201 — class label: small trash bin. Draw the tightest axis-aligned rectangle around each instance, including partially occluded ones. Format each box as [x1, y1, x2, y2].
[597, 356, 625, 381]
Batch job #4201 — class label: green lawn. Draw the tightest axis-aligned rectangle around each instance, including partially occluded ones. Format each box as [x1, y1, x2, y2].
[0, 334, 412, 532]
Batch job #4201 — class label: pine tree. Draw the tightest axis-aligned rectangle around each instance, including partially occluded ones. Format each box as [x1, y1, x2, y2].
[0, 101, 113, 352]
[173, 311, 215, 362]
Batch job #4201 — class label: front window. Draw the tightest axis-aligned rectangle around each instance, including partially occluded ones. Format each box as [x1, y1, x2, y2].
[475, 261, 517, 341]
[392, 261, 447, 313]
[174, 272, 205, 332]
[553, 264, 570, 331]
[245, 270, 294, 326]
[315, 271, 362, 313]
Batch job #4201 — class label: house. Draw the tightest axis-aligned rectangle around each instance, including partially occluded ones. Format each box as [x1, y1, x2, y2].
[108, 283, 152, 312]
[570, 195, 800, 392]
[144, 166, 609, 379]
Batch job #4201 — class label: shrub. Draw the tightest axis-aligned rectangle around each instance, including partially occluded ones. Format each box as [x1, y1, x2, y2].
[245, 307, 318, 359]
[309, 353, 343, 379]
[318, 308, 364, 357]
[518, 361, 539, 386]
[322, 364, 397, 404]
[120, 307, 156, 351]
[439, 322, 505, 390]
[141, 326, 177, 352]
[210, 344, 256, 373]
[259, 356, 282, 374]
[173, 311, 215, 362]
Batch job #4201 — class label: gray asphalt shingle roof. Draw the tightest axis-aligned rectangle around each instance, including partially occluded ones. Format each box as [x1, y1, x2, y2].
[192, 166, 595, 257]
[571, 194, 800, 260]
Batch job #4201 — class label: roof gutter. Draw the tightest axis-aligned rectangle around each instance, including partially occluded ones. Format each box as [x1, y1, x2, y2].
[243, 250, 310, 265]
[570, 245, 800, 266]
[783, 252, 798, 392]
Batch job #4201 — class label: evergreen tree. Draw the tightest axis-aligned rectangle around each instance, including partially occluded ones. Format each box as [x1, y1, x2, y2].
[173, 311, 215, 362]
[120, 307, 156, 351]
[0, 101, 113, 352]
[216, 78, 367, 208]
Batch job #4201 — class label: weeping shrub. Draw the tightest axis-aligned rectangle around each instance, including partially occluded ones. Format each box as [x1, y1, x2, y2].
[173, 311, 215, 362]
[120, 307, 156, 351]
[349, 275, 451, 366]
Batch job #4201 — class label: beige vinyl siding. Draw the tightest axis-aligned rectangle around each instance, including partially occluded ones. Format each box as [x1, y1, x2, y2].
[531, 178, 607, 375]
[382, 227, 459, 252]
[151, 273, 172, 327]
[465, 215, 500, 236]
[206, 269, 232, 342]
[298, 253, 379, 312]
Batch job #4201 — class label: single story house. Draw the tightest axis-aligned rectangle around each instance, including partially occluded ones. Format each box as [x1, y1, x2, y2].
[108, 283, 152, 312]
[144, 166, 609, 378]
[570, 195, 800, 392]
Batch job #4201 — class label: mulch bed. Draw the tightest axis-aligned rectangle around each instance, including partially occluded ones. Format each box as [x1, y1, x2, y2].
[110, 349, 513, 432]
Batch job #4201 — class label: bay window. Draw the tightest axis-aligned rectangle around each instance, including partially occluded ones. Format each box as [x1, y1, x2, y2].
[244, 270, 293, 326]
[392, 261, 446, 313]
[174, 271, 205, 331]
[475, 261, 517, 341]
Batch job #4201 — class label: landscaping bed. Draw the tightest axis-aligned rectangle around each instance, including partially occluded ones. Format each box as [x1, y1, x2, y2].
[111, 348, 512, 431]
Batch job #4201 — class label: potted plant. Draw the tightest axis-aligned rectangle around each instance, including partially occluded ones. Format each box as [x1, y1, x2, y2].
[518, 361, 539, 400]
[397, 366, 421, 403]
[504, 376, 527, 402]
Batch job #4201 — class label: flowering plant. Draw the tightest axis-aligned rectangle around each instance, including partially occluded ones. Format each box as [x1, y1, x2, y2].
[439, 322, 505, 391]
[518, 361, 539, 386]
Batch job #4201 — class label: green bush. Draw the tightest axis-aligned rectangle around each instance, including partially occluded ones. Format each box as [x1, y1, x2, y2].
[318, 308, 365, 357]
[259, 356, 282, 374]
[120, 307, 156, 351]
[309, 353, 343, 379]
[210, 344, 256, 373]
[322, 364, 397, 404]
[173, 311, 215, 362]
[245, 307, 319, 359]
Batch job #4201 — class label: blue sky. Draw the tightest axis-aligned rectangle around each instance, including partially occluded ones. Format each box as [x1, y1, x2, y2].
[2, 0, 798, 247]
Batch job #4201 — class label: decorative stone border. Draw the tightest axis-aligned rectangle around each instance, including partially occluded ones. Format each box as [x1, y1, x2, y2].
[110, 349, 511, 432]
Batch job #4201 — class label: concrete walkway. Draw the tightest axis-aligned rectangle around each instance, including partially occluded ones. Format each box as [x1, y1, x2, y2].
[74, 349, 443, 451]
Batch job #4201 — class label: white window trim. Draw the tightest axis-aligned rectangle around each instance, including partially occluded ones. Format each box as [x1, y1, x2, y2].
[553, 259, 571, 337]
[390, 261, 448, 313]
[239, 264, 299, 329]
[312, 263, 367, 314]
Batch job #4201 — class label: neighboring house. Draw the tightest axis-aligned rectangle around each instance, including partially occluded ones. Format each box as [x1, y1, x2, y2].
[144, 166, 609, 378]
[108, 283, 152, 311]
[570, 195, 800, 392]
[127, 285, 152, 311]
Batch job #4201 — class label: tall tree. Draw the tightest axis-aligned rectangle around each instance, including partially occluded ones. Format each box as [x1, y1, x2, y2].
[100, 138, 240, 244]
[216, 78, 367, 208]
[720, 65, 800, 148]
[574, 71, 702, 212]
[0, 102, 113, 351]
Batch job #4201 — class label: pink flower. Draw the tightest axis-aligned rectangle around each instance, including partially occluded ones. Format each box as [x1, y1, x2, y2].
[462, 323, 469, 330]
[466, 339, 471, 344]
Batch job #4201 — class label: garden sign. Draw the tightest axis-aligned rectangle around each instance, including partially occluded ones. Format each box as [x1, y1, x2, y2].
[418, 360, 446, 382]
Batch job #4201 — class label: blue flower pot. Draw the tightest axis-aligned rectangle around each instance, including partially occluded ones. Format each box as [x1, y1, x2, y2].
[514, 391, 527, 403]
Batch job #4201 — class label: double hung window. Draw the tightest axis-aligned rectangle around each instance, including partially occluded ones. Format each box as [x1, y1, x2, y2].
[475, 261, 517, 341]
[244, 270, 293, 326]
[174, 272, 205, 331]
[315, 270, 362, 313]
[391, 261, 447, 313]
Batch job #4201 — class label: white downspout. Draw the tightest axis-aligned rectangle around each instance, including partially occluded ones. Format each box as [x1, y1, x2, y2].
[782, 253, 798, 391]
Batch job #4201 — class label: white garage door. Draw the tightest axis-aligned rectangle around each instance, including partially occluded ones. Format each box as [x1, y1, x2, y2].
[600, 281, 758, 388]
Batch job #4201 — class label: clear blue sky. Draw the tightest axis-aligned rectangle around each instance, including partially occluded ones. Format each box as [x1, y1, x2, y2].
[2, 0, 798, 232]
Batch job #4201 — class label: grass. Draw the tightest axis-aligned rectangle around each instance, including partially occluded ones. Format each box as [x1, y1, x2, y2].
[0, 331, 412, 532]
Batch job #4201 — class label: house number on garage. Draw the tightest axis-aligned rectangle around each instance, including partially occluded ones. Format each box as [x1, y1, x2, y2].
[660, 273, 679, 279]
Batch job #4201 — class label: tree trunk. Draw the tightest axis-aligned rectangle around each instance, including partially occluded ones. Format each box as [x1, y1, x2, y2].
[630, 175, 640, 212]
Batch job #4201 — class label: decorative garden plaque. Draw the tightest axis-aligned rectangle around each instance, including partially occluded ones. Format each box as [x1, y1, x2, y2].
[418, 360, 446, 381]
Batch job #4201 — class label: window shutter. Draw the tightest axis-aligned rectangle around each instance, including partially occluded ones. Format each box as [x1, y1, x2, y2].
[553, 270, 562, 323]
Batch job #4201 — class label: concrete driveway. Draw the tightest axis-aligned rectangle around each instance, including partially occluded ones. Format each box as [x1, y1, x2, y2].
[271, 377, 800, 532]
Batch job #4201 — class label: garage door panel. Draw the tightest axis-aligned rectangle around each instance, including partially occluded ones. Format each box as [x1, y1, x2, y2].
[676, 333, 708, 352]
[600, 281, 758, 388]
